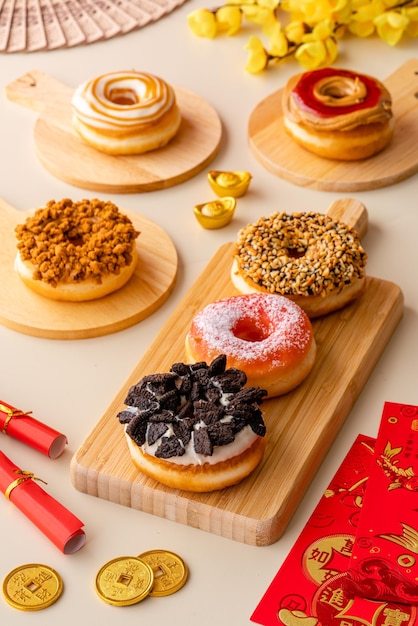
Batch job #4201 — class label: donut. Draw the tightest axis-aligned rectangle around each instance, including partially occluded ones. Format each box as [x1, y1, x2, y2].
[185, 293, 316, 398]
[282, 67, 394, 160]
[15, 198, 139, 302]
[117, 354, 267, 492]
[231, 211, 367, 318]
[71, 71, 182, 155]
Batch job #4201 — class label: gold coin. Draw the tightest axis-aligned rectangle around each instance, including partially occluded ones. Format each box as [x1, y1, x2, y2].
[95, 556, 154, 606]
[138, 550, 188, 597]
[2, 563, 63, 611]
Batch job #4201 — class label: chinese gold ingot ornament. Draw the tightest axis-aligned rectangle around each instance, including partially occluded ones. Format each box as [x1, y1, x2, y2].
[194, 197, 236, 229]
[207, 170, 252, 197]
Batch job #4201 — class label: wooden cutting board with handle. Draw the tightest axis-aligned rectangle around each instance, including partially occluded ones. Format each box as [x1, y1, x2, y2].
[71, 198, 404, 546]
[5, 70, 222, 193]
[248, 58, 418, 191]
[0, 198, 178, 339]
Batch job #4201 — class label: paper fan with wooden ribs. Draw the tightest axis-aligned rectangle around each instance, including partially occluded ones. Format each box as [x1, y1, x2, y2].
[0, 0, 186, 53]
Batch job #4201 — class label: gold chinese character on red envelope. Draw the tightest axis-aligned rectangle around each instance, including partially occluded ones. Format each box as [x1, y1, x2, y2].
[251, 428, 418, 626]
[346, 402, 418, 604]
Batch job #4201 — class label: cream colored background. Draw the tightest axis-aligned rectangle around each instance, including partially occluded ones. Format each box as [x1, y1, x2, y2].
[0, 7, 417, 624]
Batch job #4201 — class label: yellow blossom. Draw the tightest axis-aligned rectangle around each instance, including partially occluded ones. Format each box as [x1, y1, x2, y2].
[348, 0, 385, 36]
[323, 35, 339, 63]
[310, 18, 335, 39]
[285, 20, 307, 43]
[187, 9, 217, 38]
[187, 0, 418, 75]
[245, 35, 270, 72]
[268, 22, 289, 56]
[241, 4, 278, 34]
[406, 7, 418, 37]
[216, 5, 242, 35]
[257, 0, 281, 9]
[295, 37, 337, 68]
[374, 9, 410, 44]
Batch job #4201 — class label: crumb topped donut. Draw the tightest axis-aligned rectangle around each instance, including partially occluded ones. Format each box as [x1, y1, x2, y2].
[117, 355, 267, 492]
[15, 198, 139, 302]
[231, 211, 367, 318]
[282, 68, 394, 160]
[185, 293, 316, 398]
[71, 70, 182, 155]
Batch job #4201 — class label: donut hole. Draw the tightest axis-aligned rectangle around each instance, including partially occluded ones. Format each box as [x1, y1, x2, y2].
[68, 234, 84, 246]
[108, 88, 138, 106]
[232, 317, 270, 343]
[287, 247, 306, 259]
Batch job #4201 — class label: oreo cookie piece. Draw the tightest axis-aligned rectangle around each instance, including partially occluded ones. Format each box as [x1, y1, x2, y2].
[117, 356, 267, 459]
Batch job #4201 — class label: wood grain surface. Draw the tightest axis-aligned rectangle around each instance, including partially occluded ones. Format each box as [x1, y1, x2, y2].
[0, 198, 178, 339]
[71, 198, 404, 546]
[248, 58, 418, 191]
[5, 70, 222, 193]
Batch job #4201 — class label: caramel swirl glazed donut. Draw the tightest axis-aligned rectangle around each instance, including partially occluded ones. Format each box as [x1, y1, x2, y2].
[185, 293, 316, 398]
[282, 67, 394, 160]
[71, 71, 182, 155]
[231, 211, 367, 318]
[117, 355, 267, 492]
[15, 198, 139, 302]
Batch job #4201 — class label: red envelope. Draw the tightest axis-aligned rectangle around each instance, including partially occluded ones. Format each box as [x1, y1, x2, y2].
[0, 450, 85, 554]
[0, 399, 67, 458]
[347, 402, 418, 604]
[251, 434, 418, 626]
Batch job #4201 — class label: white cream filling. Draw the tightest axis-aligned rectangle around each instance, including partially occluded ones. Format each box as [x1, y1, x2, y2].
[125, 420, 259, 467]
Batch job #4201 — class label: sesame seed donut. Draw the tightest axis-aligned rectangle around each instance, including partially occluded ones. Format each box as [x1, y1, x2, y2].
[231, 212, 367, 319]
[117, 355, 267, 492]
[71, 71, 182, 155]
[15, 198, 139, 302]
[185, 293, 316, 398]
[282, 68, 394, 160]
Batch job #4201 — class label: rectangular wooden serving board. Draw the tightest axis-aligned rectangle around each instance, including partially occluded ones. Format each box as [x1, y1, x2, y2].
[71, 237, 404, 546]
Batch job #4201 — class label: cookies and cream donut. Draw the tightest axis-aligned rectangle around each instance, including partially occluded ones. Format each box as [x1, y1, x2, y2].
[185, 293, 316, 398]
[15, 198, 139, 302]
[231, 211, 367, 318]
[282, 68, 394, 160]
[71, 71, 182, 155]
[117, 355, 267, 492]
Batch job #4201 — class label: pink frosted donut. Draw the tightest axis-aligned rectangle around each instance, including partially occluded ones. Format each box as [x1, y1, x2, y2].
[185, 293, 316, 397]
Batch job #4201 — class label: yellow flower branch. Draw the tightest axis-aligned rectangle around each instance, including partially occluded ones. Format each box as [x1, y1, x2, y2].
[187, 0, 418, 73]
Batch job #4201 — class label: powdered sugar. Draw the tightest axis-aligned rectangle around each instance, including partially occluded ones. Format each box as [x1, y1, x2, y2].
[190, 293, 312, 367]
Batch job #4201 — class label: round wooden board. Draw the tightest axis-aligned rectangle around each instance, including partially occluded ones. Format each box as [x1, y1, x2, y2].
[248, 58, 418, 191]
[0, 198, 178, 339]
[5, 71, 222, 193]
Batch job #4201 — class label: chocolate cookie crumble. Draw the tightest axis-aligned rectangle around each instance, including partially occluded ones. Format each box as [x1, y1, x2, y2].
[117, 355, 267, 459]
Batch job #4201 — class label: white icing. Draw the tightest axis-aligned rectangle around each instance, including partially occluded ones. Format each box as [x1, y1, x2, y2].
[126, 423, 259, 466]
[189, 293, 311, 367]
[71, 71, 176, 131]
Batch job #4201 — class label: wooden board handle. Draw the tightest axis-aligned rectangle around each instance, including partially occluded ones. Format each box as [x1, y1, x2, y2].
[5, 70, 72, 113]
[326, 198, 368, 239]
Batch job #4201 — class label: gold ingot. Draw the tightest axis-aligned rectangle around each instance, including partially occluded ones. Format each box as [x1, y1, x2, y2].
[138, 549, 189, 597]
[95, 556, 154, 606]
[207, 170, 252, 198]
[194, 197, 236, 229]
[2, 563, 63, 611]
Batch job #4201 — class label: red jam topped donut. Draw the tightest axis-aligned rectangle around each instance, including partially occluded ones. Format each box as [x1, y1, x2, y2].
[282, 68, 393, 137]
[291, 68, 382, 118]
[185, 292, 316, 398]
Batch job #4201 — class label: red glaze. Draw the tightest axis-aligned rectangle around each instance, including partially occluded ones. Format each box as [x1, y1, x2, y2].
[292, 68, 382, 118]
